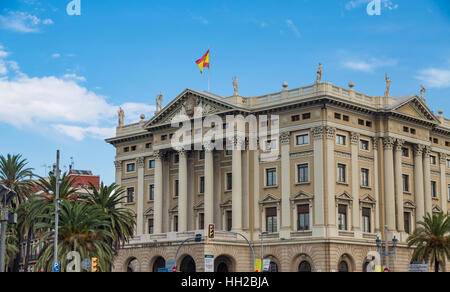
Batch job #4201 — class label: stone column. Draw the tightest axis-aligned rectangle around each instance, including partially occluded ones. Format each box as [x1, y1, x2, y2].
[372, 137, 380, 233]
[154, 150, 163, 234]
[232, 137, 243, 232]
[204, 143, 214, 228]
[253, 139, 261, 235]
[178, 149, 188, 232]
[439, 153, 448, 215]
[423, 146, 432, 216]
[350, 132, 360, 234]
[280, 131, 291, 239]
[393, 139, 405, 233]
[312, 127, 325, 236]
[136, 157, 145, 235]
[325, 127, 337, 233]
[413, 145, 425, 223]
[114, 161, 122, 208]
[383, 137, 396, 232]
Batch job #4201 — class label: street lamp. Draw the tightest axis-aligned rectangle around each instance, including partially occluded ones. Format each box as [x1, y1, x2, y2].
[375, 226, 398, 271]
[260, 232, 268, 271]
[0, 184, 17, 273]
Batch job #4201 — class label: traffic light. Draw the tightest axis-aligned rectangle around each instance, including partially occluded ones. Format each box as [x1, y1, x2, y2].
[91, 257, 99, 272]
[208, 224, 215, 239]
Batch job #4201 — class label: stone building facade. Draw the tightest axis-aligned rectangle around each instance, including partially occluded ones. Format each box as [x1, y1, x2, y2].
[106, 79, 450, 272]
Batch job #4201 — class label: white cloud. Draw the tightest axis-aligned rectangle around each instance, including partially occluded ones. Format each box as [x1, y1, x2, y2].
[0, 11, 53, 33]
[416, 68, 450, 89]
[0, 45, 156, 141]
[342, 57, 397, 72]
[0, 61, 7, 75]
[285, 19, 301, 38]
[345, 0, 398, 11]
[52, 53, 61, 58]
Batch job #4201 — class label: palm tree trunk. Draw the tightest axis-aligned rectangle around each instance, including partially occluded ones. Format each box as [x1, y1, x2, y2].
[24, 228, 32, 272]
[434, 259, 439, 273]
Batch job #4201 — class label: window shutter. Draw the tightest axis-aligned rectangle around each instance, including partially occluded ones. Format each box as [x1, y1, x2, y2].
[298, 204, 309, 214]
[362, 208, 371, 217]
[338, 204, 347, 214]
[266, 207, 277, 217]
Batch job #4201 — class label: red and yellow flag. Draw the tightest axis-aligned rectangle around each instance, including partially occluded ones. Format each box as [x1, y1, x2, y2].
[195, 49, 210, 73]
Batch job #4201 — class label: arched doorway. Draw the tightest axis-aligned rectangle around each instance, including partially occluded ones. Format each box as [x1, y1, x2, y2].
[152, 256, 166, 272]
[214, 255, 234, 272]
[125, 257, 140, 273]
[298, 261, 312, 272]
[338, 260, 349, 272]
[180, 255, 196, 273]
[337, 254, 354, 272]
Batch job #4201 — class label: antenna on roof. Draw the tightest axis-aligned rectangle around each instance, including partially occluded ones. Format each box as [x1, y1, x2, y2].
[70, 157, 75, 171]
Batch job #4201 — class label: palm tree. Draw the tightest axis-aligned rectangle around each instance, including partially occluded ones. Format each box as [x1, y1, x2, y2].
[34, 172, 79, 203]
[0, 154, 34, 205]
[34, 200, 115, 272]
[407, 212, 450, 272]
[84, 183, 135, 252]
[0, 224, 19, 271]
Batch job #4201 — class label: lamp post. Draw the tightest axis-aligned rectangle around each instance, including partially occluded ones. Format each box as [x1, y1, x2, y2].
[53, 150, 61, 272]
[375, 225, 398, 271]
[0, 184, 17, 273]
[260, 231, 268, 271]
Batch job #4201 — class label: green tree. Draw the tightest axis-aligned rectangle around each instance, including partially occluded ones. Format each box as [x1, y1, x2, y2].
[407, 212, 450, 272]
[0, 154, 34, 206]
[34, 172, 79, 203]
[84, 183, 135, 252]
[34, 200, 115, 272]
[0, 224, 19, 271]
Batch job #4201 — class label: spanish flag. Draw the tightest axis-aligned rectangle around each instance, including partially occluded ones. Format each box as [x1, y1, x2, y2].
[195, 49, 210, 73]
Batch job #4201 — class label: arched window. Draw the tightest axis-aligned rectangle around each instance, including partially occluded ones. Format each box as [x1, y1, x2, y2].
[152, 257, 166, 272]
[298, 261, 312, 272]
[338, 261, 349, 272]
[180, 255, 196, 272]
[217, 262, 228, 272]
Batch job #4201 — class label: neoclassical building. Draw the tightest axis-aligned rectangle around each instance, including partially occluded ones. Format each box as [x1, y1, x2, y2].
[106, 75, 450, 272]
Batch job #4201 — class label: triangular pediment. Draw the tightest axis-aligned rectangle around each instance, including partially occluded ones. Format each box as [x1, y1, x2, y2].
[360, 194, 376, 204]
[169, 204, 178, 213]
[220, 199, 232, 207]
[145, 89, 242, 129]
[389, 95, 439, 123]
[336, 191, 353, 201]
[259, 194, 281, 205]
[432, 205, 442, 214]
[404, 200, 416, 209]
[290, 190, 313, 202]
[144, 207, 154, 216]
[194, 200, 204, 210]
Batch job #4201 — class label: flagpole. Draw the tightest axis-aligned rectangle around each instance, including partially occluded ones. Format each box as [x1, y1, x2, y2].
[208, 47, 210, 92]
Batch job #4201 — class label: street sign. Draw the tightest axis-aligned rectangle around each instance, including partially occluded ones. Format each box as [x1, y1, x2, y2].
[166, 259, 176, 272]
[205, 255, 214, 272]
[158, 268, 169, 272]
[53, 261, 60, 272]
[408, 264, 429, 273]
[262, 259, 271, 272]
[255, 259, 262, 273]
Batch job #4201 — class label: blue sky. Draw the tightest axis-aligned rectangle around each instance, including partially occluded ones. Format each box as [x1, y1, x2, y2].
[0, 0, 449, 184]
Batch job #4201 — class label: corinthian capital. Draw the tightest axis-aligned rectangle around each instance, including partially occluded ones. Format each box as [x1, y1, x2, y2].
[114, 160, 122, 171]
[311, 127, 324, 141]
[439, 152, 447, 165]
[350, 132, 360, 145]
[423, 146, 431, 158]
[394, 139, 406, 152]
[280, 131, 291, 145]
[382, 137, 395, 150]
[325, 127, 336, 140]
[136, 157, 145, 168]
[154, 150, 162, 160]
[413, 144, 425, 156]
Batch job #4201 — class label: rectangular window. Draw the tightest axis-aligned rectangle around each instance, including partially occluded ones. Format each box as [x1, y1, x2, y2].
[403, 126, 409, 133]
[358, 119, 365, 126]
[430, 155, 436, 165]
[148, 219, 154, 234]
[226, 173, 232, 190]
[338, 205, 347, 231]
[174, 180, 179, 197]
[145, 143, 152, 149]
[433, 138, 439, 144]
[338, 164, 346, 183]
[266, 139, 277, 151]
[174, 154, 180, 164]
[149, 160, 155, 169]
[362, 208, 371, 233]
[199, 151, 205, 160]
[126, 163, 135, 172]
[124, 147, 130, 153]
[402, 175, 410, 192]
[131, 146, 137, 151]
[225, 149, 233, 156]
[296, 134, 310, 146]
[199, 176, 205, 194]
[334, 113, 341, 120]
[410, 128, 416, 135]
[343, 115, 349, 122]
[297, 164, 309, 183]
[336, 135, 346, 146]
[366, 121, 372, 128]
[266, 207, 278, 233]
[361, 168, 369, 187]
[161, 135, 168, 141]
[431, 181, 437, 198]
[199, 213, 204, 230]
[226, 211, 232, 231]
[297, 204, 310, 231]
[174, 216, 178, 232]
[291, 115, 300, 122]
[404, 212, 411, 234]
[149, 184, 155, 201]
[402, 148, 409, 157]
[360, 140, 369, 151]
[266, 168, 277, 187]
[302, 113, 311, 120]
[126, 187, 135, 203]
